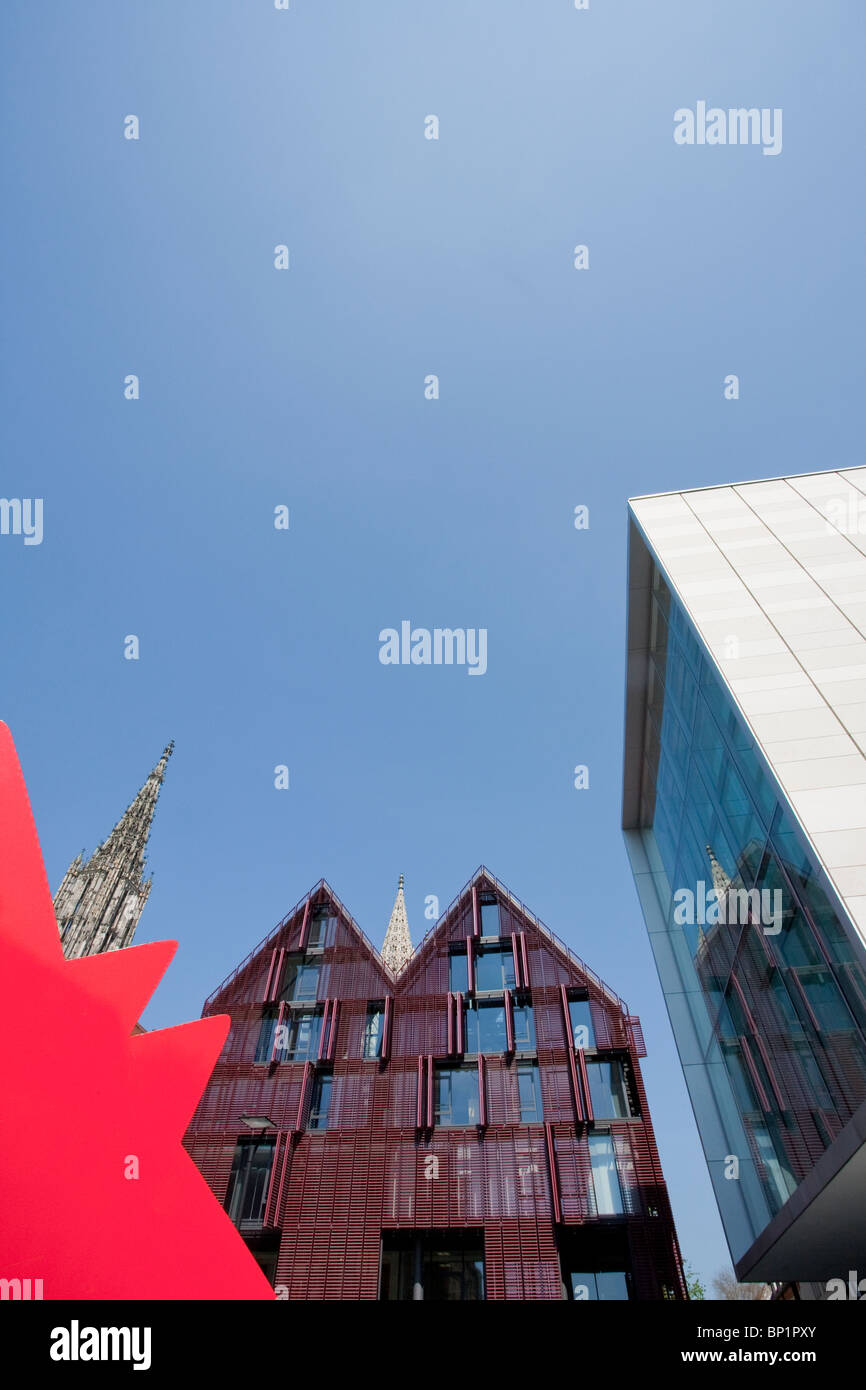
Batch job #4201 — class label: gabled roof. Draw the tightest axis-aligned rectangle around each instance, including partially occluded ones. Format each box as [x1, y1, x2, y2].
[400, 865, 630, 1015]
[202, 866, 631, 1019]
[202, 878, 395, 1013]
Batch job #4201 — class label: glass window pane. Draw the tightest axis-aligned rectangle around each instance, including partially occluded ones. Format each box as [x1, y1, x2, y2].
[436, 1067, 480, 1125]
[596, 1271, 629, 1300]
[280, 956, 322, 1003]
[225, 1138, 275, 1229]
[449, 951, 468, 993]
[568, 999, 595, 1050]
[363, 1003, 384, 1058]
[307, 911, 337, 948]
[255, 1011, 277, 1063]
[475, 946, 516, 992]
[513, 1003, 535, 1051]
[309, 1072, 332, 1129]
[476, 1002, 507, 1052]
[479, 900, 500, 935]
[589, 1134, 624, 1216]
[286, 1009, 322, 1060]
[294, 964, 320, 1001]
[517, 1063, 542, 1122]
[587, 1060, 632, 1119]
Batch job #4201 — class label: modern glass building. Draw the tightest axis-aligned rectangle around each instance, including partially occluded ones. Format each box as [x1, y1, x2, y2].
[623, 468, 866, 1286]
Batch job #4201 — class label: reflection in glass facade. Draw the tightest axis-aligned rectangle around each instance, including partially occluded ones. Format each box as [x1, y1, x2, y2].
[636, 565, 866, 1260]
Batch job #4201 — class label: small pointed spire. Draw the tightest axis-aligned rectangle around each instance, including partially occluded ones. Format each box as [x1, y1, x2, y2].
[381, 874, 413, 974]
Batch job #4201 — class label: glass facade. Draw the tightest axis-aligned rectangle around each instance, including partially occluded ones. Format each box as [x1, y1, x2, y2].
[636, 564, 866, 1259]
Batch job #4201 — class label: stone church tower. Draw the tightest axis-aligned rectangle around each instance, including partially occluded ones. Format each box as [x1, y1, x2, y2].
[54, 742, 173, 959]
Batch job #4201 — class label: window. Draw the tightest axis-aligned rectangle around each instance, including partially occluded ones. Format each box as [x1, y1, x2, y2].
[475, 944, 516, 993]
[255, 1010, 278, 1063]
[283, 1008, 323, 1061]
[560, 1229, 631, 1300]
[463, 999, 533, 1054]
[306, 908, 336, 949]
[589, 1133, 624, 1216]
[309, 1070, 333, 1130]
[255, 1007, 323, 1062]
[568, 1270, 630, 1301]
[224, 1137, 276, 1230]
[449, 949, 469, 993]
[363, 1001, 385, 1058]
[567, 997, 595, 1050]
[380, 1231, 485, 1301]
[513, 1001, 536, 1052]
[479, 897, 500, 936]
[250, 1244, 279, 1287]
[279, 955, 321, 1003]
[586, 1058, 638, 1119]
[517, 1062, 542, 1122]
[435, 1066, 481, 1126]
[465, 1000, 507, 1053]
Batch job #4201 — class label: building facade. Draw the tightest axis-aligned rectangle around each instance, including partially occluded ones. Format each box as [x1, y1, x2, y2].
[54, 743, 173, 959]
[622, 468, 866, 1287]
[184, 869, 686, 1300]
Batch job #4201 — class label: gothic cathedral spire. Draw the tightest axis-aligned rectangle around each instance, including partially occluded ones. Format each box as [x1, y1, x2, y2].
[54, 743, 174, 959]
[381, 873, 414, 974]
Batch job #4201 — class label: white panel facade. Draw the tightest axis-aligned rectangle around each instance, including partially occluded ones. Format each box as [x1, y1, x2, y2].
[630, 468, 866, 942]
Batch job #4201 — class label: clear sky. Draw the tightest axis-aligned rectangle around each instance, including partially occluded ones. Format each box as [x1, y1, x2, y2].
[3, 0, 864, 1293]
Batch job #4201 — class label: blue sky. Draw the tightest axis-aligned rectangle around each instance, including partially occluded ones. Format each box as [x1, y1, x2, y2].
[3, 0, 864, 1291]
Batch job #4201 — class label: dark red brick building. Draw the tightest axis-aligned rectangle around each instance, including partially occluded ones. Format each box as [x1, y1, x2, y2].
[184, 868, 687, 1300]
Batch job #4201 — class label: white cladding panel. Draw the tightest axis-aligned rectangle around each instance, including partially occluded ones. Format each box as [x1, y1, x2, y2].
[631, 468, 866, 941]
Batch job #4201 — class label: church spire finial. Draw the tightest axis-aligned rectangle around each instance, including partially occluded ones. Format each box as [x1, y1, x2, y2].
[382, 874, 413, 974]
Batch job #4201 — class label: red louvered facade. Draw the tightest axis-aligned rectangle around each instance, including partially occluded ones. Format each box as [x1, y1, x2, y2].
[184, 868, 687, 1300]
